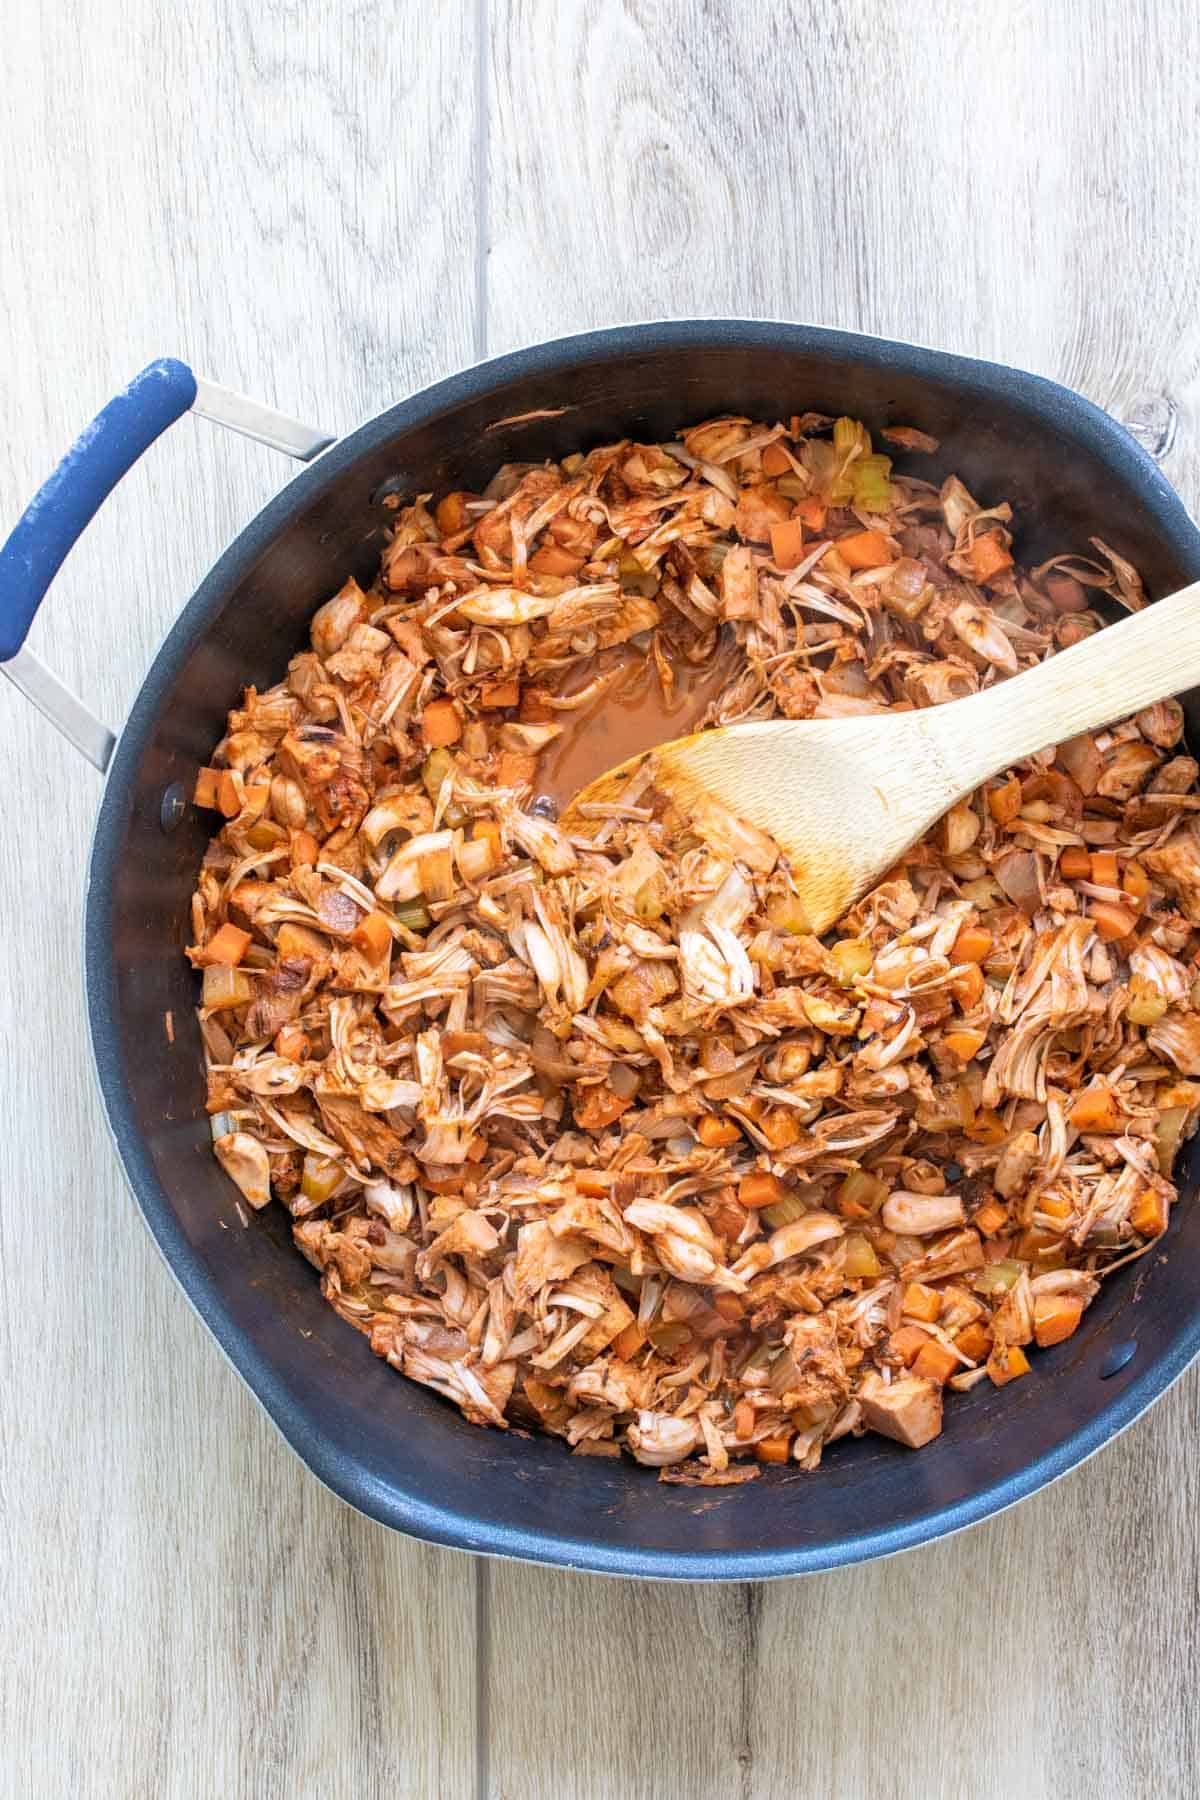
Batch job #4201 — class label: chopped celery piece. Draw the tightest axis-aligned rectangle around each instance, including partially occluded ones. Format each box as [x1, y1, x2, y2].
[763, 1192, 808, 1228]
[974, 1259, 1022, 1294]
[392, 899, 432, 930]
[851, 453, 893, 512]
[422, 747, 456, 803]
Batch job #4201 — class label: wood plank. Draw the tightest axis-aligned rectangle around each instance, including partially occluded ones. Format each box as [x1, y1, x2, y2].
[484, 3, 1200, 1796]
[484, 1562, 753, 1799]
[753, 1379, 1200, 1800]
[0, 3, 480, 1795]
[4, 0, 1200, 1791]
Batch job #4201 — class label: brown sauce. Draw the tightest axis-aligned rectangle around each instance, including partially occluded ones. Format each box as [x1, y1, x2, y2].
[537, 634, 743, 811]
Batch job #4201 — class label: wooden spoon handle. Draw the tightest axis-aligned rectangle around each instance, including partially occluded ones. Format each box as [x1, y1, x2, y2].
[927, 577, 1200, 790]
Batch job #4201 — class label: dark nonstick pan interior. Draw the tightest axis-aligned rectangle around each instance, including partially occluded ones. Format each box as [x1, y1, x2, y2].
[85, 322, 1200, 1577]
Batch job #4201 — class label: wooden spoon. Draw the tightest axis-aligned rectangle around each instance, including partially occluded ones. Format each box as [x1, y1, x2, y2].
[563, 580, 1200, 934]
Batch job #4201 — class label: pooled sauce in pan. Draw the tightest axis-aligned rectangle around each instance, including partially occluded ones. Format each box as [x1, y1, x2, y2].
[536, 635, 743, 811]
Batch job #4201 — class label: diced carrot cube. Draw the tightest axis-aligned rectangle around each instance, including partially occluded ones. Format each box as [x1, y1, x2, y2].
[912, 1339, 959, 1385]
[613, 1321, 645, 1360]
[274, 1025, 311, 1062]
[761, 441, 792, 476]
[1059, 846, 1092, 879]
[353, 911, 393, 962]
[421, 697, 462, 747]
[193, 767, 222, 809]
[889, 1324, 933, 1366]
[1090, 850, 1119, 886]
[952, 925, 994, 964]
[988, 776, 1022, 824]
[193, 922, 252, 967]
[833, 528, 892, 571]
[973, 1199, 1008, 1237]
[967, 529, 1013, 587]
[712, 1292, 745, 1322]
[733, 1397, 756, 1439]
[943, 1029, 987, 1063]
[697, 1115, 741, 1148]
[496, 750, 538, 788]
[739, 1172, 786, 1210]
[769, 518, 805, 571]
[755, 1435, 792, 1464]
[902, 1282, 942, 1323]
[1130, 1188, 1169, 1236]
[1039, 1194, 1073, 1221]
[1090, 900, 1137, 941]
[1070, 1085, 1123, 1133]
[955, 1322, 992, 1362]
[950, 963, 986, 1009]
[987, 1344, 1031, 1387]
[1033, 1296, 1085, 1347]
[478, 678, 520, 709]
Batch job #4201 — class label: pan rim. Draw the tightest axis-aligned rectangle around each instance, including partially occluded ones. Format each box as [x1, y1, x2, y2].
[84, 317, 1200, 1578]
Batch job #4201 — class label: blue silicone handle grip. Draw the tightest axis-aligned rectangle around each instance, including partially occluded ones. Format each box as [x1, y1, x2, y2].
[0, 357, 197, 662]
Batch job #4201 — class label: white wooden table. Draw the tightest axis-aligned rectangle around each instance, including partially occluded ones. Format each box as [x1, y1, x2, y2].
[3, 3, 1200, 1794]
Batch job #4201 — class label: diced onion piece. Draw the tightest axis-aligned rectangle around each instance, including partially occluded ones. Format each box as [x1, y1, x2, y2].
[762, 1191, 807, 1228]
[214, 1132, 271, 1209]
[1127, 976, 1168, 1027]
[202, 964, 253, 1011]
[973, 1260, 1022, 1295]
[837, 1170, 889, 1217]
[843, 1232, 881, 1279]
[942, 802, 981, 856]
[830, 937, 873, 983]
[456, 836, 498, 883]
[301, 1153, 345, 1207]
[767, 893, 812, 935]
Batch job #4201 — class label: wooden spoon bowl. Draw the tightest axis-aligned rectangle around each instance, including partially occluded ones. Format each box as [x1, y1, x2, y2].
[564, 579, 1200, 933]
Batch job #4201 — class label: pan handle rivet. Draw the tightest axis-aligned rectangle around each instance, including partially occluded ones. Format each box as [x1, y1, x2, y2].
[1098, 1339, 1138, 1379]
[160, 781, 187, 832]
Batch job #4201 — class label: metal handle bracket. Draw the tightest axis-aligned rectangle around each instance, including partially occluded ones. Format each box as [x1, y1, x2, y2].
[0, 360, 336, 771]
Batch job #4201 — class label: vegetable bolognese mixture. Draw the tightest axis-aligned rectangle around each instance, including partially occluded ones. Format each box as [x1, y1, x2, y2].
[188, 413, 1200, 1480]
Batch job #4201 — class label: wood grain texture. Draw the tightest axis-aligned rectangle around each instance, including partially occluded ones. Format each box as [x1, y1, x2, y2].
[0, 4, 479, 1797]
[484, 4, 1200, 1799]
[3, 0, 1200, 1796]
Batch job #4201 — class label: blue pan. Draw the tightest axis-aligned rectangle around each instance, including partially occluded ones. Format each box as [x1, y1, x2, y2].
[4, 321, 1199, 1578]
